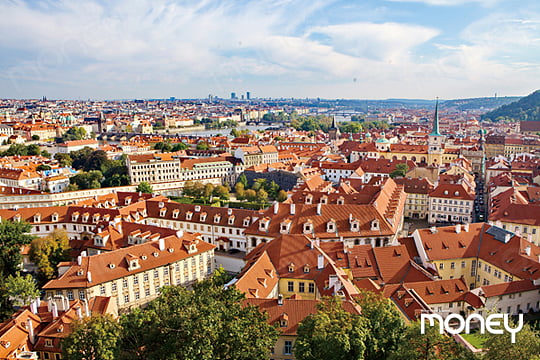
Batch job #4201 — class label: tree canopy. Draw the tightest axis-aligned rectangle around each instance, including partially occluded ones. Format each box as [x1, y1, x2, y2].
[136, 181, 153, 194]
[295, 297, 368, 360]
[0, 220, 35, 276]
[29, 229, 71, 285]
[63, 314, 121, 360]
[117, 270, 279, 360]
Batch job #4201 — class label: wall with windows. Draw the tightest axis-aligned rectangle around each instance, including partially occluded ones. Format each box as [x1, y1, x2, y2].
[270, 335, 296, 360]
[278, 278, 317, 300]
[477, 289, 540, 316]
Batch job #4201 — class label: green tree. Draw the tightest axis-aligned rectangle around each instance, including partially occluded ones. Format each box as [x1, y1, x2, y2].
[36, 164, 51, 171]
[119, 270, 279, 360]
[27, 144, 41, 155]
[203, 183, 215, 200]
[277, 190, 288, 202]
[268, 181, 280, 199]
[256, 188, 268, 207]
[171, 142, 188, 152]
[30, 229, 71, 284]
[70, 170, 103, 190]
[4, 273, 39, 308]
[235, 182, 245, 200]
[213, 185, 230, 200]
[196, 141, 209, 150]
[245, 189, 257, 202]
[389, 163, 409, 179]
[252, 178, 267, 191]
[83, 150, 109, 172]
[54, 152, 73, 167]
[0, 220, 35, 276]
[238, 173, 248, 188]
[389, 321, 475, 360]
[356, 290, 404, 360]
[295, 297, 368, 360]
[484, 321, 540, 360]
[70, 147, 95, 169]
[63, 314, 121, 360]
[136, 181, 153, 194]
[61, 126, 87, 142]
[31, 135, 40, 141]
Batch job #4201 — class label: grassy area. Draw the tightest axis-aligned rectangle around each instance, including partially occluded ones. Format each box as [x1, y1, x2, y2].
[461, 332, 487, 349]
[170, 197, 195, 204]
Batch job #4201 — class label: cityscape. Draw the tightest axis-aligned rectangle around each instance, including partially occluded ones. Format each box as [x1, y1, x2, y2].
[1, 0, 540, 360]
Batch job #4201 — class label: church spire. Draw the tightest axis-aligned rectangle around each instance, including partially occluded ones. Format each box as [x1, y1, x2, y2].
[430, 98, 441, 136]
[330, 115, 338, 130]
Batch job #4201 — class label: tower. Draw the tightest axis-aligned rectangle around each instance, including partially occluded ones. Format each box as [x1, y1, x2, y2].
[427, 99, 445, 163]
[328, 116, 340, 141]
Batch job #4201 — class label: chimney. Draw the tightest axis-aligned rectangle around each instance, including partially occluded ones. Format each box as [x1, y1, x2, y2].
[455, 224, 461, 234]
[317, 254, 324, 270]
[75, 306, 82, 319]
[290, 203, 295, 215]
[504, 233, 511, 243]
[317, 203, 322, 215]
[30, 301, 37, 315]
[277, 294, 283, 306]
[47, 297, 53, 312]
[36, 297, 41, 308]
[349, 213, 352, 222]
[81, 251, 87, 257]
[176, 230, 184, 238]
[515, 228, 521, 237]
[463, 223, 469, 232]
[159, 238, 165, 251]
[525, 245, 531, 256]
[64, 296, 69, 310]
[430, 226, 437, 234]
[274, 202, 279, 215]
[27, 318, 35, 344]
[77, 256, 82, 266]
[83, 299, 90, 317]
[51, 302, 58, 318]
[87, 271, 92, 283]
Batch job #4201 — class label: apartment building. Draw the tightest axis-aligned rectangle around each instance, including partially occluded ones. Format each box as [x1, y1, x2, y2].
[428, 183, 474, 224]
[394, 177, 434, 219]
[43, 232, 215, 311]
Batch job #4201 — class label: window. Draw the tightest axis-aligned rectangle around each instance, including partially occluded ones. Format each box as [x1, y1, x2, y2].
[123, 278, 128, 288]
[164, 267, 169, 276]
[299, 282, 305, 293]
[124, 294, 129, 303]
[461, 261, 466, 268]
[439, 263, 444, 270]
[450, 262, 455, 269]
[79, 290, 85, 300]
[144, 273, 149, 282]
[308, 283, 315, 293]
[145, 288, 150, 296]
[112, 283, 117, 291]
[154, 269, 159, 279]
[67, 290, 74, 300]
[288, 281, 294, 292]
[100, 285, 106, 295]
[133, 276, 139, 285]
[284, 341, 293, 355]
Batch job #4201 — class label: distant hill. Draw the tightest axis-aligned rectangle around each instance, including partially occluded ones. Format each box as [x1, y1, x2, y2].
[442, 96, 521, 112]
[482, 90, 540, 122]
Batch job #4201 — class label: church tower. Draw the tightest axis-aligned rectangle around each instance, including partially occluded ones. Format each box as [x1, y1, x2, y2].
[328, 116, 340, 141]
[427, 99, 445, 164]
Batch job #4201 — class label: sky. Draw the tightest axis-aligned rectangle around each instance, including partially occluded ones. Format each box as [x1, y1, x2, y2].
[1, 0, 539, 100]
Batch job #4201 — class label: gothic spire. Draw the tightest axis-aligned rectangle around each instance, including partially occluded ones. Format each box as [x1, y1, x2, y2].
[430, 98, 441, 136]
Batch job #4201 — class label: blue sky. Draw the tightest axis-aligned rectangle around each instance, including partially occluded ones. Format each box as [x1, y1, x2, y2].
[1, 0, 539, 100]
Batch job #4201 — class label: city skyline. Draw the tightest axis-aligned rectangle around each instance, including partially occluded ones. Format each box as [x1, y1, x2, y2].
[1, 0, 539, 100]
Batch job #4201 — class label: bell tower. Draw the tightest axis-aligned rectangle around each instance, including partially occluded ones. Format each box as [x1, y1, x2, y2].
[427, 98, 445, 164]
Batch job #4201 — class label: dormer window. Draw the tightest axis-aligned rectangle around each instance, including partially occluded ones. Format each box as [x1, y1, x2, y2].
[228, 215, 235, 225]
[125, 197, 132, 205]
[200, 212, 207, 222]
[326, 219, 336, 233]
[259, 218, 270, 231]
[160, 207, 167, 217]
[33, 213, 41, 223]
[243, 217, 250, 227]
[128, 258, 140, 271]
[51, 212, 58, 222]
[214, 214, 221, 223]
[337, 196, 345, 205]
[92, 214, 100, 223]
[454, 191, 459, 196]
[172, 209, 180, 219]
[186, 211, 193, 221]
[303, 220, 313, 234]
[305, 194, 313, 205]
[288, 263, 295, 273]
[280, 313, 289, 328]
[320, 195, 328, 205]
[280, 220, 291, 234]
[350, 219, 360, 232]
[444, 190, 449, 195]
[108, 263, 115, 269]
[304, 265, 310, 273]
[194, 205, 201, 212]
[371, 219, 380, 231]
[13, 214, 21, 222]
[82, 213, 89, 222]
[77, 269, 84, 276]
